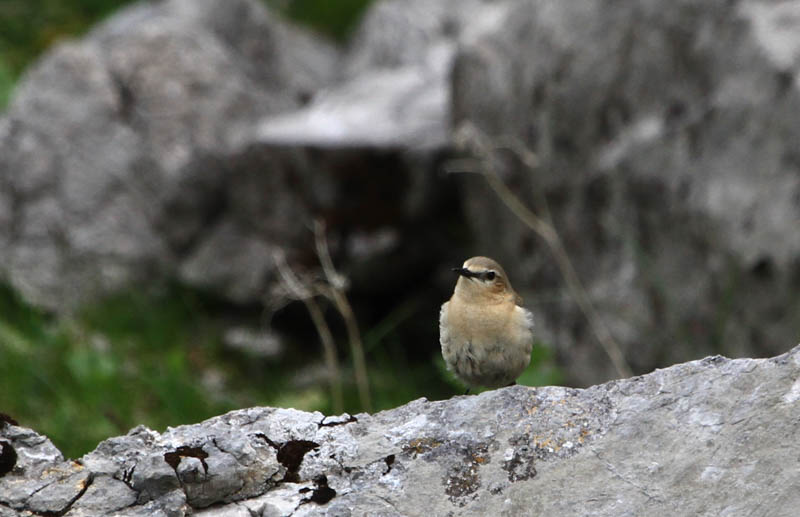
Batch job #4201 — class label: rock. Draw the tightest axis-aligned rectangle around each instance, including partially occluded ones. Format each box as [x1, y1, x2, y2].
[0, 0, 470, 313]
[451, 0, 800, 385]
[2, 344, 800, 516]
[66, 475, 139, 515]
[254, 0, 509, 149]
[0, 0, 339, 310]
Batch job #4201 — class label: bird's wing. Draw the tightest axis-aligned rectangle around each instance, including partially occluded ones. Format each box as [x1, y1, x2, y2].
[522, 307, 535, 333]
[439, 301, 450, 348]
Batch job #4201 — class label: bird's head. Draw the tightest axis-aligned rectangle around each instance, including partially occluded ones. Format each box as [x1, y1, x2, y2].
[451, 256, 522, 305]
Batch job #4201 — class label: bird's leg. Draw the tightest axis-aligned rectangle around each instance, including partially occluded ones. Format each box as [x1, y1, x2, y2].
[464, 387, 471, 395]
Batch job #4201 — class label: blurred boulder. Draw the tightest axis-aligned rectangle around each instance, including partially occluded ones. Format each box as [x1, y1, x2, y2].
[452, 0, 800, 385]
[2, 346, 799, 515]
[254, 0, 505, 149]
[0, 0, 484, 312]
[0, 0, 340, 309]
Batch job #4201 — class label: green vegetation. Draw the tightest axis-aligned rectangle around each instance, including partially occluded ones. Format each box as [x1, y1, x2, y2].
[276, 0, 374, 41]
[0, 281, 561, 459]
[0, 0, 374, 109]
[0, 0, 133, 107]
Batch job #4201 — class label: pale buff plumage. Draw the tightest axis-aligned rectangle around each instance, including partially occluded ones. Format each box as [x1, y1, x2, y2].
[439, 256, 534, 389]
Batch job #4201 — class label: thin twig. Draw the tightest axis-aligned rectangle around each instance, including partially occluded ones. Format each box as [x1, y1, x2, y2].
[302, 297, 344, 413]
[273, 250, 344, 413]
[313, 221, 372, 411]
[452, 122, 634, 379]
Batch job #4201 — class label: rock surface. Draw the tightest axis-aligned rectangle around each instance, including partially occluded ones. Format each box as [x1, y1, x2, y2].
[2, 344, 799, 516]
[0, 0, 341, 310]
[451, 0, 800, 385]
[0, 0, 469, 312]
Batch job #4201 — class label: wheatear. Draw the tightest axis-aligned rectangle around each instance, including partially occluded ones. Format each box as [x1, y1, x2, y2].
[440, 256, 534, 390]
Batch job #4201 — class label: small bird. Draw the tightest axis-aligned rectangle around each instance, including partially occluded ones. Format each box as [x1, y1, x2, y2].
[440, 256, 534, 391]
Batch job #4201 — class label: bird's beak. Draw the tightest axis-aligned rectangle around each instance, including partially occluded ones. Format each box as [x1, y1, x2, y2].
[452, 267, 479, 279]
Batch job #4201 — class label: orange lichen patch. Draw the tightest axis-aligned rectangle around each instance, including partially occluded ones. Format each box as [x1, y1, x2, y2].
[473, 455, 487, 464]
[403, 437, 442, 457]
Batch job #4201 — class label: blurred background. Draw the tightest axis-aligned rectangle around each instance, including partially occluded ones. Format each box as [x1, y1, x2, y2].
[1, 0, 798, 460]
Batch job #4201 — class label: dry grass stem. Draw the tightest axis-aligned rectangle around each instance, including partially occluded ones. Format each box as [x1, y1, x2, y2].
[451, 122, 634, 379]
[272, 249, 344, 413]
[313, 221, 372, 411]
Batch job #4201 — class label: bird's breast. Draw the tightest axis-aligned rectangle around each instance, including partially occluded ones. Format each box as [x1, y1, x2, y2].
[445, 298, 531, 347]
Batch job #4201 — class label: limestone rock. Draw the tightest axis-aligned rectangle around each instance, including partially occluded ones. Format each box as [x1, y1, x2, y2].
[2, 345, 799, 516]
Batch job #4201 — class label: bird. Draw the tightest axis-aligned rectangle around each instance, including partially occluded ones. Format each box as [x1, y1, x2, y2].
[439, 256, 534, 391]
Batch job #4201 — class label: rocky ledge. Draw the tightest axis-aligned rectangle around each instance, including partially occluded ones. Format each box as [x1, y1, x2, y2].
[2, 344, 799, 516]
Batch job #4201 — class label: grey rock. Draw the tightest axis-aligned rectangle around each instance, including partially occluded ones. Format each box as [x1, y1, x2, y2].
[27, 469, 92, 514]
[451, 0, 800, 385]
[0, 507, 20, 517]
[254, 0, 506, 150]
[66, 475, 139, 515]
[3, 344, 800, 516]
[254, 65, 450, 149]
[0, 424, 84, 512]
[0, 0, 462, 312]
[0, 0, 339, 310]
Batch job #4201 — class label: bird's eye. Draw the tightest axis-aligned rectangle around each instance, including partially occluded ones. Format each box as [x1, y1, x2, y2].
[485, 271, 496, 281]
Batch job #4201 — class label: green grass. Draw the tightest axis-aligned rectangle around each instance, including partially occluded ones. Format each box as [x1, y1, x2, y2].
[274, 0, 374, 41]
[0, 283, 235, 457]
[0, 282, 562, 459]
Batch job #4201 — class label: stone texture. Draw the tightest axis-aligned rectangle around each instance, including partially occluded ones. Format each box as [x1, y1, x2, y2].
[451, 0, 800, 385]
[2, 344, 800, 516]
[253, 0, 507, 149]
[0, 0, 339, 310]
[0, 0, 468, 313]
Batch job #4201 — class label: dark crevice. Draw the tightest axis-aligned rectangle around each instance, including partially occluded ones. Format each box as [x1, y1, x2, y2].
[255, 432, 279, 450]
[254, 433, 319, 483]
[298, 474, 336, 505]
[0, 440, 17, 477]
[751, 257, 773, 281]
[110, 72, 136, 125]
[164, 446, 209, 475]
[0, 412, 19, 428]
[120, 464, 136, 490]
[276, 440, 320, 483]
[383, 454, 395, 475]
